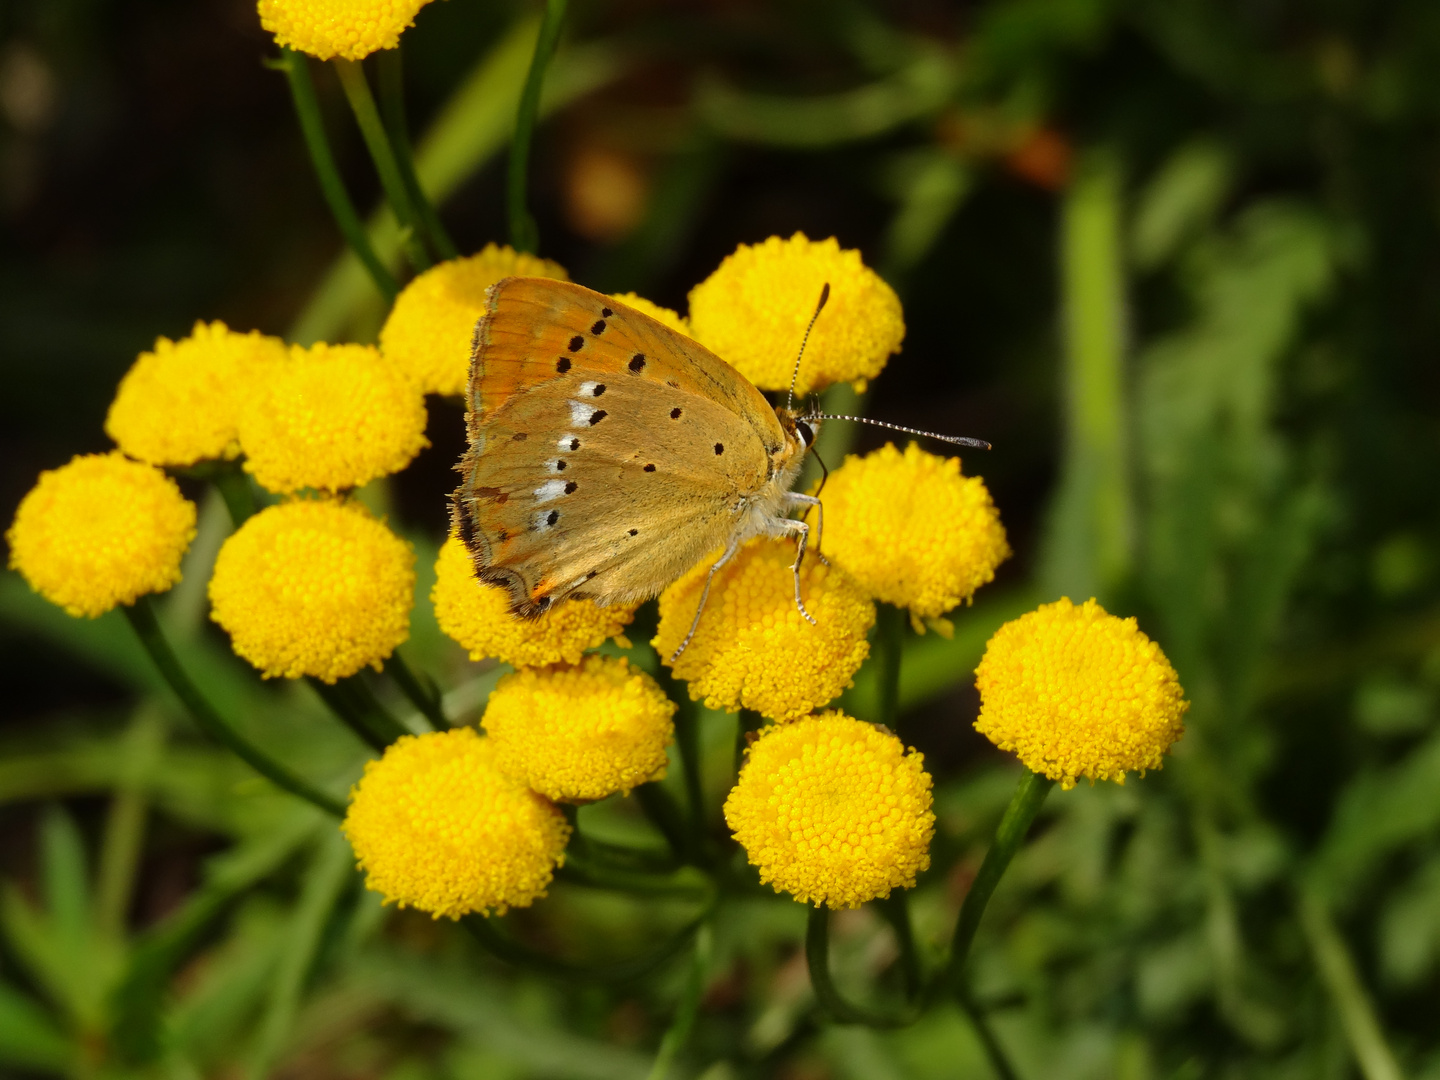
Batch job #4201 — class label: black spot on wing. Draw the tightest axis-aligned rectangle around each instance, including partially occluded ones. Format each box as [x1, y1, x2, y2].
[546, 510, 559, 526]
[670, 407, 682, 419]
[629, 355, 646, 372]
[556, 357, 571, 373]
[628, 529, 638, 536]
[591, 319, 606, 335]
[591, 384, 607, 397]
[589, 410, 608, 425]
[568, 335, 584, 352]
[512, 432, 527, 441]
[643, 463, 655, 472]
[567, 438, 580, 451]
[564, 481, 577, 494]
[714, 443, 724, 455]
[601, 307, 613, 317]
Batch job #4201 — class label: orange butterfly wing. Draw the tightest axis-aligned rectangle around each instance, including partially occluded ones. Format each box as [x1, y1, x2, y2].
[454, 278, 788, 615]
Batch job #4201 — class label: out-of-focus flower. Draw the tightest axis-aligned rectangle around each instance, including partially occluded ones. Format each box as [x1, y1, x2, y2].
[380, 245, 569, 396]
[974, 598, 1188, 789]
[343, 727, 570, 918]
[105, 321, 286, 466]
[7, 453, 196, 618]
[209, 498, 414, 682]
[814, 442, 1009, 627]
[483, 655, 675, 802]
[688, 233, 903, 397]
[258, 0, 433, 61]
[431, 535, 635, 668]
[238, 341, 428, 494]
[653, 538, 874, 722]
[724, 711, 934, 909]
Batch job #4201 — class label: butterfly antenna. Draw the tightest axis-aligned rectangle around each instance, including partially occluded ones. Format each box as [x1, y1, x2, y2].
[802, 414, 992, 450]
[786, 283, 831, 412]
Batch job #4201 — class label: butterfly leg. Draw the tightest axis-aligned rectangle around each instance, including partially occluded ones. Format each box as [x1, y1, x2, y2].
[778, 518, 818, 627]
[785, 492, 828, 566]
[668, 536, 741, 664]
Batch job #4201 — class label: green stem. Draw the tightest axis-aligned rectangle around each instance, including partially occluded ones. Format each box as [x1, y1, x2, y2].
[123, 598, 346, 817]
[1298, 889, 1406, 1080]
[376, 48, 458, 260]
[332, 57, 433, 273]
[96, 711, 164, 938]
[211, 463, 257, 527]
[463, 907, 708, 983]
[635, 782, 690, 863]
[879, 891, 922, 1000]
[308, 676, 410, 752]
[646, 926, 712, 1080]
[805, 906, 918, 1028]
[386, 651, 448, 730]
[271, 49, 397, 302]
[876, 603, 906, 729]
[673, 702, 706, 860]
[508, 0, 568, 253]
[943, 769, 1053, 990]
[956, 988, 1023, 1080]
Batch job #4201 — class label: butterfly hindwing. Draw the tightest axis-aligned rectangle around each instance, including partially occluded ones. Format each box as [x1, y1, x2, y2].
[456, 278, 788, 614]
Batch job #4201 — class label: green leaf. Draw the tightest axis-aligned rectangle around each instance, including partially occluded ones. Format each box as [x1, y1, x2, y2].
[0, 979, 71, 1071]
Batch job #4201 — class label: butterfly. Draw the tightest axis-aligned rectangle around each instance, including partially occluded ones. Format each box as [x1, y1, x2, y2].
[452, 277, 824, 660]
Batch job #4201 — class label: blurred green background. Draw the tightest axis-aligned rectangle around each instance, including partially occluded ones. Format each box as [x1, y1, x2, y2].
[6, 0, 1440, 1077]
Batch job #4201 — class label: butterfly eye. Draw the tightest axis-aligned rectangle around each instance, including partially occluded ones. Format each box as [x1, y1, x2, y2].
[796, 420, 815, 446]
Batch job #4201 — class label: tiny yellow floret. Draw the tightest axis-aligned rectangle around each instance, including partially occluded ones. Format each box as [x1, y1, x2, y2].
[105, 321, 287, 466]
[239, 341, 428, 493]
[431, 535, 636, 667]
[724, 711, 934, 909]
[687, 233, 904, 396]
[653, 538, 875, 722]
[343, 728, 570, 918]
[974, 598, 1189, 789]
[209, 498, 414, 682]
[610, 292, 692, 337]
[483, 655, 676, 802]
[7, 453, 196, 618]
[817, 443, 1010, 623]
[380, 245, 569, 395]
[258, 0, 432, 61]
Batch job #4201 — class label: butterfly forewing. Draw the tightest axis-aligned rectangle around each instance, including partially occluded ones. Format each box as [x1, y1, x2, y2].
[456, 278, 787, 614]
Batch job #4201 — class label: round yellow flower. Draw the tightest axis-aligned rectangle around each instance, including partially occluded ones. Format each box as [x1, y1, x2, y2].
[258, 0, 432, 61]
[431, 535, 636, 667]
[653, 538, 875, 722]
[209, 498, 414, 682]
[7, 453, 196, 618]
[105, 321, 287, 467]
[611, 292, 691, 337]
[687, 233, 904, 397]
[815, 443, 1010, 622]
[974, 598, 1189, 789]
[482, 655, 676, 802]
[380, 245, 569, 396]
[724, 711, 934, 909]
[239, 341, 428, 494]
[343, 727, 570, 918]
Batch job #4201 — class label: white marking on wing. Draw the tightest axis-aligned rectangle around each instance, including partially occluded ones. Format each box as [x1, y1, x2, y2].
[534, 479, 568, 503]
[568, 400, 592, 425]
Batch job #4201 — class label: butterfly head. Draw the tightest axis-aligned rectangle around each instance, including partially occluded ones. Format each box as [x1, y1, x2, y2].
[772, 406, 819, 478]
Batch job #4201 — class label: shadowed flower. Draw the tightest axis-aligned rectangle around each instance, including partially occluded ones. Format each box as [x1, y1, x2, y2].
[239, 341, 428, 494]
[105, 321, 287, 467]
[653, 537, 874, 722]
[343, 727, 571, 918]
[611, 292, 691, 337]
[258, 0, 433, 61]
[975, 598, 1188, 789]
[7, 452, 196, 618]
[724, 711, 934, 909]
[687, 233, 904, 397]
[209, 498, 414, 682]
[483, 655, 675, 802]
[380, 245, 568, 396]
[431, 535, 636, 667]
[814, 442, 1010, 627]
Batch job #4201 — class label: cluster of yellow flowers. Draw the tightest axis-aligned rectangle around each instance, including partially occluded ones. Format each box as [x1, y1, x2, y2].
[6, 226, 1187, 921]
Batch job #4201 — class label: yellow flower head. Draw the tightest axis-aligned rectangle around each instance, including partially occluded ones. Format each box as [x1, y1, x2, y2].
[974, 598, 1189, 789]
[343, 727, 570, 918]
[431, 535, 636, 667]
[653, 538, 875, 722]
[7, 453, 196, 618]
[380, 245, 569, 396]
[483, 655, 676, 802]
[208, 498, 414, 682]
[816, 443, 1010, 623]
[258, 0, 432, 61]
[687, 233, 904, 397]
[105, 321, 287, 467]
[610, 292, 691, 337]
[239, 341, 428, 494]
[724, 711, 934, 909]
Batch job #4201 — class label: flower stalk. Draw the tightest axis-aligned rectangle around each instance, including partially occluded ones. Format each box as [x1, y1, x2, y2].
[375, 49, 458, 260]
[508, 0, 568, 253]
[805, 906, 919, 1028]
[385, 650, 448, 730]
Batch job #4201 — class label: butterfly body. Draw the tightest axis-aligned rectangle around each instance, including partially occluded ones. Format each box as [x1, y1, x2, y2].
[454, 278, 816, 618]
